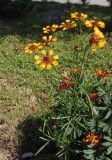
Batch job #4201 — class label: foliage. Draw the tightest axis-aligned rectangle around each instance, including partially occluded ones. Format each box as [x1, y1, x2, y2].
[23, 9, 112, 160]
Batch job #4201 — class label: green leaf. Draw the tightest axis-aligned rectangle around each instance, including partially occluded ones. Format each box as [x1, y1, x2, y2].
[66, 127, 73, 136]
[104, 136, 112, 142]
[103, 125, 110, 132]
[35, 141, 49, 156]
[83, 149, 95, 154]
[107, 146, 112, 155]
[84, 154, 94, 160]
[105, 110, 112, 119]
[102, 142, 112, 147]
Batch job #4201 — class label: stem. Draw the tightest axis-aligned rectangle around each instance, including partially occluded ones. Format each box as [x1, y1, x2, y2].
[79, 50, 87, 80]
[65, 152, 69, 160]
[79, 45, 89, 80]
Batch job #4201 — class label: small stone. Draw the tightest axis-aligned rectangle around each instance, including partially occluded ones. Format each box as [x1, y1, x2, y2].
[22, 152, 34, 159]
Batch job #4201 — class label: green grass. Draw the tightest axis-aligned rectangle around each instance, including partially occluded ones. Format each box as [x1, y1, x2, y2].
[0, 2, 112, 156]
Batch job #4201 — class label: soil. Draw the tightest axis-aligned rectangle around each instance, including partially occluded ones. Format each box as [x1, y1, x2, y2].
[0, 124, 19, 160]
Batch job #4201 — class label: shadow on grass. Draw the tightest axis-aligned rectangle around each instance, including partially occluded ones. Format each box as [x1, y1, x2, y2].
[18, 116, 59, 160]
[0, 1, 112, 38]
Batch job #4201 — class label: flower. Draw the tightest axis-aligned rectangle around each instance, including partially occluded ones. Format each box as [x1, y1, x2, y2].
[59, 76, 74, 90]
[89, 27, 106, 52]
[42, 35, 57, 46]
[71, 12, 87, 20]
[25, 43, 44, 54]
[74, 45, 80, 51]
[59, 82, 74, 90]
[70, 69, 80, 74]
[84, 20, 105, 29]
[34, 50, 59, 70]
[83, 133, 102, 146]
[90, 92, 100, 102]
[94, 69, 107, 78]
[43, 24, 59, 34]
[63, 77, 73, 83]
[60, 20, 77, 31]
[60, 82, 68, 90]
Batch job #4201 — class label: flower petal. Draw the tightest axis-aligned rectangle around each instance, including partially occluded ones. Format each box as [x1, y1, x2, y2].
[40, 63, 46, 69]
[46, 64, 52, 70]
[49, 50, 54, 55]
[53, 55, 59, 60]
[42, 36, 47, 41]
[52, 61, 58, 66]
[34, 55, 40, 60]
[35, 60, 41, 64]
[41, 50, 46, 55]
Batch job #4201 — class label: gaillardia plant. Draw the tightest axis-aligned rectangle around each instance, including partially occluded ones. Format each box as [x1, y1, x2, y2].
[24, 11, 112, 160]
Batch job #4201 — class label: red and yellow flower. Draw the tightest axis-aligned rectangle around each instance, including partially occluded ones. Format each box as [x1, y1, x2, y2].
[90, 92, 100, 102]
[71, 12, 87, 20]
[25, 43, 44, 54]
[84, 20, 105, 29]
[42, 35, 57, 46]
[83, 133, 102, 146]
[89, 27, 106, 52]
[94, 69, 107, 78]
[43, 24, 59, 34]
[60, 20, 77, 31]
[34, 50, 59, 70]
[59, 76, 74, 90]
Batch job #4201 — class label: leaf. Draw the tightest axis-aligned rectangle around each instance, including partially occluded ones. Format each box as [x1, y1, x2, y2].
[103, 125, 110, 132]
[83, 149, 95, 154]
[84, 154, 94, 160]
[105, 110, 112, 120]
[104, 136, 112, 142]
[66, 127, 73, 136]
[92, 107, 99, 116]
[35, 141, 49, 156]
[107, 146, 112, 155]
[102, 142, 112, 147]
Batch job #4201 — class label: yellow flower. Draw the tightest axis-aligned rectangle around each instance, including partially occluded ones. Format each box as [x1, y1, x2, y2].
[43, 24, 59, 34]
[90, 27, 106, 52]
[42, 35, 57, 46]
[71, 12, 87, 20]
[25, 43, 44, 54]
[84, 20, 105, 29]
[34, 50, 59, 70]
[60, 20, 77, 31]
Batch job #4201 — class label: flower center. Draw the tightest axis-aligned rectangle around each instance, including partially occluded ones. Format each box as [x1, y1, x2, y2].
[29, 45, 37, 50]
[90, 34, 102, 44]
[42, 55, 53, 64]
[77, 13, 82, 18]
[92, 21, 98, 27]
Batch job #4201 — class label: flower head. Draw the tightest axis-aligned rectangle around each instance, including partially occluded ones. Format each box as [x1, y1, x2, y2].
[90, 92, 100, 102]
[42, 35, 57, 46]
[94, 69, 107, 78]
[25, 43, 44, 54]
[60, 20, 77, 31]
[70, 69, 80, 74]
[83, 133, 102, 146]
[90, 27, 106, 52]
[71, 12, 87, 20]
[59, 76, 74, 90]
[74, 45, 80, 51]
[34, 50, 59, 70]
[84, 20, 105, 29]
[43, 24, 59, 34]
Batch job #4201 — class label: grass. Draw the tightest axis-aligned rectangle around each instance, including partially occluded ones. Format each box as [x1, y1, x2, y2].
[0, 1, 112, 157]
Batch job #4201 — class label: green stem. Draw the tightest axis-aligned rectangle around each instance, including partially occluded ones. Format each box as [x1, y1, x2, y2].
[65, 152, 69, 160]
[79, 45, 89, 80]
